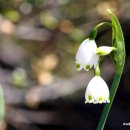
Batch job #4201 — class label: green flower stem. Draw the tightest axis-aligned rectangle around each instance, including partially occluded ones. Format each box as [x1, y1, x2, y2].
[94, 22, 113, 30]
[94, 63, 100, 76]
[96, 10, 125, 130]
[96, 73, 122, 130]
[89, 22, 113, 40]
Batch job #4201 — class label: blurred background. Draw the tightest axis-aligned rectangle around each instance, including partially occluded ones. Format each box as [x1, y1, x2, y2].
[0, 0, 130, 130]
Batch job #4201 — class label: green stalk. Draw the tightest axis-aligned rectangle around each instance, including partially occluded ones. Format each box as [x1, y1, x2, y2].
[89, 22, 113, 40]
[96, 10, 125, 130]
[96, 73, 122, 130]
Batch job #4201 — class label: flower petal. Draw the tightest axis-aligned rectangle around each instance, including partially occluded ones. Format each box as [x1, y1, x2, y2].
[85, 76, 110, 104]
[76, 38, 99, 71]
[96, 46, 117, 56]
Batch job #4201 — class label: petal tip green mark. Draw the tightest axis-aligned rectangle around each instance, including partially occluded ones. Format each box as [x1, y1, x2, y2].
[76, 63, 80, 69]
[86, 64, 90, 71]
[99, 96, 103, 101]
[88, 95, 92, 101]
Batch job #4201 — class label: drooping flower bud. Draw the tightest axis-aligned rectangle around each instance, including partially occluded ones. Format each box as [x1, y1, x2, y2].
[96, 46, 117, 56]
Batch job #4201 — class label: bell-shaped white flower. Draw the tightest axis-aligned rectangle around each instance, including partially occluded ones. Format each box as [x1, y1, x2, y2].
[85, 76, 110, 104]
[76, 38, 99, 71]
[96, 46, 117, 56]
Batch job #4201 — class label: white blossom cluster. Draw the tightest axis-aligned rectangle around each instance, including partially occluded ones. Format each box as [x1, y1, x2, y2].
[75, 38, 115, 104]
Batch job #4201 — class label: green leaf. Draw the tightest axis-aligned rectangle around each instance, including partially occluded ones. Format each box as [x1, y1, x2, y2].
[0, 85, 4, 122]
[109, 9, 126, 73]
[96, 10, 125, 130]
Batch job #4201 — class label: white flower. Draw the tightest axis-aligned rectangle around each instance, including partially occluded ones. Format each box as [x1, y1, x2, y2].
[76, 38, 99, 71]
[85, 76, 110, 104]
[96, 46, 117, 56]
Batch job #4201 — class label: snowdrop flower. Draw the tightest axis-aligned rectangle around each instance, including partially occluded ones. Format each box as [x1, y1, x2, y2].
[76, 38, 99, 71]
[85, 76, 110, 104]
[96, 46, 117, 56]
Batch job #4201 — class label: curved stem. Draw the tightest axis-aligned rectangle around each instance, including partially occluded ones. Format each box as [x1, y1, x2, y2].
[89, 22, 113, 40]
[94, 22, 113, 30]
[96, 73, 122, 130]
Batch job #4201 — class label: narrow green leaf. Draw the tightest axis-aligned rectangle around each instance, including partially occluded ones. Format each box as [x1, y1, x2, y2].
[0, 85, 4, 122]
[96, 10, 125, 130]
[109, 9, 126, 73]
